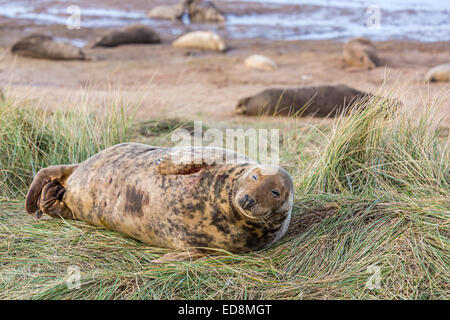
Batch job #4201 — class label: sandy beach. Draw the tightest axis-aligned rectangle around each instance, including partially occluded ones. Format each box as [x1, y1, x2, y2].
[0, 0, 449, 127]
[1, 38, 449, 125]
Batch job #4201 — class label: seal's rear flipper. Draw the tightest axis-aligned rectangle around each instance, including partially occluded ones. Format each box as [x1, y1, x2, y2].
[26, 164, 79, 219]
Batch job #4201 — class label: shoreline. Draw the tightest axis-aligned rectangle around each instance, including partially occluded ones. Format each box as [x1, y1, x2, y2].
[1, 38, 449, 127]
[0, 1, 449, 127]
[1, 0, 449, 44]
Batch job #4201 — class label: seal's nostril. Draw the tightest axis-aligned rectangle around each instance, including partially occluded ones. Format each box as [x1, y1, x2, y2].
[240, 194, 256, 210]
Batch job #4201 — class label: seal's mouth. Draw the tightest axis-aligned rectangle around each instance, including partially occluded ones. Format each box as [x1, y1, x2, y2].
[237, 206, 259, 220]
[235, 193, 274, 222]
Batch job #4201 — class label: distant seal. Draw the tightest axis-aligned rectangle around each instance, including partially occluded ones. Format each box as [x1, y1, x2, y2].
[11, 34, 86, 60]
[245, 55, 277, 71]
[236, 84, 372, 117]
[343, 37, 380, 69]
[147, 1, 187, 21]
[425, 63, 450, 82]
[172, 31, 226, 51]
[26, 143, 294, 262]
[187, 0, 226, 23]
[93, 25, 161, 47]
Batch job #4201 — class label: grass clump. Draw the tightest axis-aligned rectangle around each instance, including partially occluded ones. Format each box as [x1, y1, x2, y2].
[0, 89, 448, 299]
[0, 93, 136, 200]
[303, 95, 449, 196]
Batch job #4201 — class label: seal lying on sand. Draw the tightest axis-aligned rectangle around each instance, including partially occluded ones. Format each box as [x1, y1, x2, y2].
[343, 37, 380, 69]
[425, 63, 450, 82]
[187, 0, 226, 23]
[172, 31, 226, 51]
[235, 85, 372, 117]
[147, 1, 187, 21]
[245, 55, 277, 71]
[11, 34, 86, 60]
[92, 25, 161, 47]
[26, 143, 294, 262]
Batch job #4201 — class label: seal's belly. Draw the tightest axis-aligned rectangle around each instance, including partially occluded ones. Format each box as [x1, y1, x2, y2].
[64, 144, 190, 248]
[62, 143, 248, 251]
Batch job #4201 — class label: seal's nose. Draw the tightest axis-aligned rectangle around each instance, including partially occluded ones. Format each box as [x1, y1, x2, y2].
[235, 104, 246, 115]
[239, 194, 256, 210]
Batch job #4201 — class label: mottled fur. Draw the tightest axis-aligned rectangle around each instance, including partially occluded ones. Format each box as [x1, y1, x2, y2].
[25, 143, 294, 260]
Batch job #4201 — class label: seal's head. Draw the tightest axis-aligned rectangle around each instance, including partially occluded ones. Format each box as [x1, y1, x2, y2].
[233, 165, 294, 228]
[235, 97, 250, 115]
[93, 34, 113, 47]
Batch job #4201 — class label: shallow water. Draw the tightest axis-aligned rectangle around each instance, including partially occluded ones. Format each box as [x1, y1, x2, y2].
[0, 0, 449, 42]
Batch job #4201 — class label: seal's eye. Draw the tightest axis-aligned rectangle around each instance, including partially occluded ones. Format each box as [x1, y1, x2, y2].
[271, 190, 280, 198]
[251, 174, 258, 181]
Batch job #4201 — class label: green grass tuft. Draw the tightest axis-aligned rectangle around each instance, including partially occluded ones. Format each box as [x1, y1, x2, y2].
[0, 94, 136, 200]
[302, 94, 449, 196]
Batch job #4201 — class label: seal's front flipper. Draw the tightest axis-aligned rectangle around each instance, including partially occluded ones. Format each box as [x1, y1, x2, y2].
[154, 148, 251, 175]
[155, 154, 211, 175]
[26, 164, 79, 219]
[152, 250, 206, 263]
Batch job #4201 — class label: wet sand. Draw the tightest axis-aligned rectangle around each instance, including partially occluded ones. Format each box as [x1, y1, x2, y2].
[1, 0, 449, 43]
[1, 38, 449, 125]
[0, 0, 449, 126]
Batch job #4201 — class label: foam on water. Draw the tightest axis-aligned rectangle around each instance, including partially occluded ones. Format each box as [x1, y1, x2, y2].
[224, 0, 450, 11]
[0, 0, 449, 41]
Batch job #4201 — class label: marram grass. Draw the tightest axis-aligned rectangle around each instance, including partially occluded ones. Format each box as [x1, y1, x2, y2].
[301, 94, 449, 197]
[0, 92, 136, 200]
[0, 91, 448, 299]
